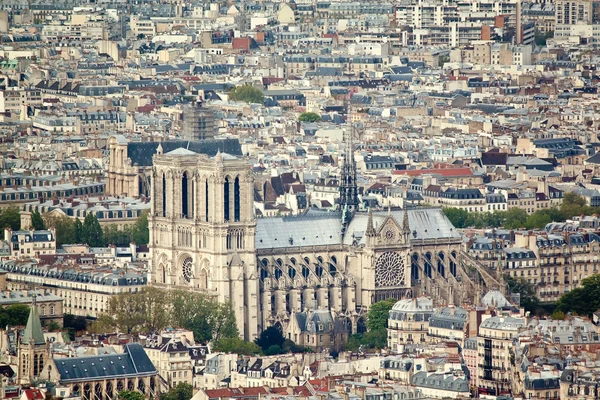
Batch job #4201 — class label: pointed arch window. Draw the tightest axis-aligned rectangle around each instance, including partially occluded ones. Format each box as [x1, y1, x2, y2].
[162, 173, 167, 217]
[224, 177, 230, 222]
[182, 172, 189, 217]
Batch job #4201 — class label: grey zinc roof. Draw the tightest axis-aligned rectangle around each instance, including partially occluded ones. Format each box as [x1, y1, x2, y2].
[256, 212, 341, 249]
[255, 208, 459, 249]
[344, 208, 460, 246]
[54, 344, 156, 383]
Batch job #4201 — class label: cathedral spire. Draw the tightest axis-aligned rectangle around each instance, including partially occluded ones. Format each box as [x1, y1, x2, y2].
[339, 103, 359, 225]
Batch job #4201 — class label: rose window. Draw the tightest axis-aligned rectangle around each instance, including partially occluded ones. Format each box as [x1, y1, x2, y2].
[375, 252, 405, 287]
[182, 257, 193, 284]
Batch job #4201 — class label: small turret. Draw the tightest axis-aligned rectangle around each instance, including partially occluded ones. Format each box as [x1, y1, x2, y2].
[366, 207, 376, 237]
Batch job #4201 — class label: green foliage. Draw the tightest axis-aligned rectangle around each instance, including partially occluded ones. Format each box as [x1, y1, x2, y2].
[345, 330, 388, 351]
[212, 337, 263, 355]
[299, 112, 321, 122]
[344, 299, 396, 351]
[0, 207, 21, 231]
[43, 212, 149, 249]
[504, 208, 530, 230]
[443, 193, 600, 230]
[266, 345, 283, 355]
[46, 321, 61, 332]
[118, 390, 146, 400]
[74, 218, 83, 243]
[43, 214, 75, 247]
[159, 383, 193, 400]
[367, 299, 396, 331]
[0, 304, 30, 327]
[505, 275, 540, 313]
[31, 211, 46, 230]
[228, 85, 264, 104]
[556, 274, 600, 317]
[535, 30, 554, 46]
[255, 325, 285, 352]
[82, 213, 103, 247]
[132, 211, 149, 245]
[96, 288, 239, 342]
[103, 224, 132, 247]
[551, 310, 565, 320]
[64, 313, 87, 332]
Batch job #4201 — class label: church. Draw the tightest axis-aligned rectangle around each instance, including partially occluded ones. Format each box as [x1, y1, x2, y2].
[142, 129, 472, 341]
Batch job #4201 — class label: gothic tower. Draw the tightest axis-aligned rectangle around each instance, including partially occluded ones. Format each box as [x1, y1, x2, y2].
[339, 108, 359, 226]
[149, 148, 258, 340]
[18, 298, 49, 384]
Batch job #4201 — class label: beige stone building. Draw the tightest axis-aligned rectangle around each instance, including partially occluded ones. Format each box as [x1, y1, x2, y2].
[143, 336, 193, 389]
[146, 132, 476, 341]
[477, 315, 526, 397]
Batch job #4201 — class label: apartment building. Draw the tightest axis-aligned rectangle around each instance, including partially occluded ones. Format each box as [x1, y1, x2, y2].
[477, 315, 526, 397]
[555, 0, 600, 25]
[144, 336, 193, 388]
[4, 229, 56, 259]
[469, 230, 600, 303]
[387, 297, 434, 352]
[1, 260, 147, 318]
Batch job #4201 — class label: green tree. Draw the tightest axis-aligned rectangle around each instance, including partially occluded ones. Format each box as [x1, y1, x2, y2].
[131, 211, 149, 245]
[299, 112, 321, 122]
[46, 321, 61, 332]
[442, 207, 470, 228]
[556, 274, 600, 316]
[551, 310, 565, 320]
[117, 391, 146, 400]
[139, 287, 172, 333]
[525, 211, 552, 229]
[159, 383, 193, 400]
[366, 299, 396, 331]
[82, 213, 103, 247]
[74, 217, 83, 243]
[104, 291, 146, 334]
[64, 314, 87, 332]
[103, 224, 132, 247]
[0, 207, 21, 231]
[255, 325, 286, 352]
[265, 345, 283, 355]
[345, 330, 387, 351]
[44, 214, 75, 247]
[228, 85, 264, 104]
[505, 275, 540, 313]
[504, 207, 529, 229]
[4, 304, 30, 326]
[212, 337, 263, 355]
[31, 210, 46, 230]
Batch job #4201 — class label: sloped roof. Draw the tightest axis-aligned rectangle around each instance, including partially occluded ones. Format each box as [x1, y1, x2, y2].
[126, 139, 242, 166]
[54, 344, 156, 383]
[22, 305, 45, 346]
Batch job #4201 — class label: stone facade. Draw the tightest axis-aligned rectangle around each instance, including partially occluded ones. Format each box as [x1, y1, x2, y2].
[149, 148, 258, 339]
[149, 147, 470, 341]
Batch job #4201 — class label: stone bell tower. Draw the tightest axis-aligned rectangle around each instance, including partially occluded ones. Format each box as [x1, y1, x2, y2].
[149, 148, 258, 340]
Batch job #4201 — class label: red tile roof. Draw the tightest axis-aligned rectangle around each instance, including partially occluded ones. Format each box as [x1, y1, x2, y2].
[23, 389, 45, 400]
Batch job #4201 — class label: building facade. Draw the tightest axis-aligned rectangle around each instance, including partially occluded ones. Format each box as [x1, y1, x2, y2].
[148, 141, 472, 340]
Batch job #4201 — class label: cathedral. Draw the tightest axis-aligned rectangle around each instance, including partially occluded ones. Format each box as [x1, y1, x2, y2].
[146, 131, 470, 341]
